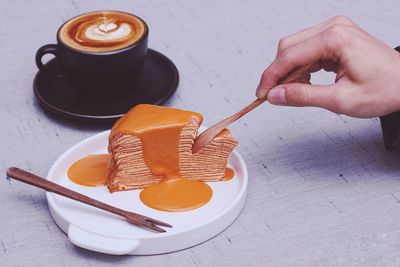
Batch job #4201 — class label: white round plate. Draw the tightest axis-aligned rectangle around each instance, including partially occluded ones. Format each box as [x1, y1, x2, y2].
[46, 128, 248, 255]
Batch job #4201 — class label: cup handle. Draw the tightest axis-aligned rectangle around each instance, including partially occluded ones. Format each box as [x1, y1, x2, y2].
[35, 44, 63, 78]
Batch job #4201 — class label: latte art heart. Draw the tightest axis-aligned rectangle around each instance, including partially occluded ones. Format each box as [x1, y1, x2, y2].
[59, 11, 146, 52]
[98, 22, 117, 33]
[85, 22, 132, 41]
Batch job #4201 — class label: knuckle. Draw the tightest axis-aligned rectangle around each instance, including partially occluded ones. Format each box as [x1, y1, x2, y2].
[331, 15, 353, 26]
[260, 67, 278, 88]
[264, 68, 279, 84]
[278, 37, 290, 52]
[260, 68, 268, 80]
[260, 68, 271, 82]
[323, 24, 351, 48]
[290, 85, 309, 106]
[298, 86, 309, 106]
[326, 24, 347, 38]
[279, 48, 293, 63]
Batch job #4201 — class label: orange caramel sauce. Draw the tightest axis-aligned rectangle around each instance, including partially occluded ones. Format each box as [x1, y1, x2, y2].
[68, 154, 110, 187]
[222, 167, 235, 181]
[110, 104, 213, 212]
[68, 105, 231, 212]
[139, 176, 212, 212]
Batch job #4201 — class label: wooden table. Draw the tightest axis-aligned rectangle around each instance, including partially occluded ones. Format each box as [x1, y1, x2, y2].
[2, 0, 400, 266]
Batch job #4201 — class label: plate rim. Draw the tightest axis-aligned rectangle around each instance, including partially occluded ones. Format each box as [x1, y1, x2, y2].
[46, 129, 248, 240]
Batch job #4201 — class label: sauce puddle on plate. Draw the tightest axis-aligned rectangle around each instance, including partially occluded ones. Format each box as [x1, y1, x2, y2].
[139, 176, 212, 212]
[68, 154, 110, 187]
[222, 167, 235, 181]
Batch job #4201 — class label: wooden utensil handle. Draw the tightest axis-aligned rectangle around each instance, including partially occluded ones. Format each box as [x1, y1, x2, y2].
[6, 167, 127, 218]
[218, 63, 313, 127]
[279, 63, 313, 84]
[191, 63, 314, 153]
[243, 63, 313, 114]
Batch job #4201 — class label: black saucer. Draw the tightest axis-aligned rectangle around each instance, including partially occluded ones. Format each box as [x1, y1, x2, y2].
[33, 49, 179, 122]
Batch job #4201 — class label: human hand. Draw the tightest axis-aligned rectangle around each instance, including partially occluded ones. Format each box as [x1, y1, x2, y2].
[256, 16, 400, 118]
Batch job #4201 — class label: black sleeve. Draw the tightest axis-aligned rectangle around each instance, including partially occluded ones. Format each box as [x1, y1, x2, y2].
[380, 112, 400, 151]
[379, 46, 400, 152]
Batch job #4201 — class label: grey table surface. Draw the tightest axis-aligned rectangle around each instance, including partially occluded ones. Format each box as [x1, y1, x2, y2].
[2, 0, 400, 266]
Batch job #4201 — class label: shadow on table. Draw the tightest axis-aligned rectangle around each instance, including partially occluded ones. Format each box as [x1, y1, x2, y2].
[71, 245, 133, 262]
[250, 124, 400, 180]
[70, 243, 165, 262]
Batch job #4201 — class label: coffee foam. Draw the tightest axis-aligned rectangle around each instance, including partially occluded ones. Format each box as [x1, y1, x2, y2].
[83, 22, 132, 41]
[59, 11, 146, 52]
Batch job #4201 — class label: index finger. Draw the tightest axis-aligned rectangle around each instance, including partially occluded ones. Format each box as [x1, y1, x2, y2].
[256, 25, 349, 99]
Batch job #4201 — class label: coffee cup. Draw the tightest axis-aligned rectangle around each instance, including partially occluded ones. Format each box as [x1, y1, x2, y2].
[36, 11, 148, 97]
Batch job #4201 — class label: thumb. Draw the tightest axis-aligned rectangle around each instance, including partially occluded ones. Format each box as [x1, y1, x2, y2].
[267, 83, 337, 108]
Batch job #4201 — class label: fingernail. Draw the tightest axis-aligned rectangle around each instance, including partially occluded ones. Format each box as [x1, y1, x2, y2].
[267, 87, 287, 104]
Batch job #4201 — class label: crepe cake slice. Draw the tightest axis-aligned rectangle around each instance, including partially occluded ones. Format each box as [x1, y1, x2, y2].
[107, 104, 238, 192]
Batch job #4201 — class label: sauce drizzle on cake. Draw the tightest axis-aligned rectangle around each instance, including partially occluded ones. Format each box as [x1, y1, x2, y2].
[110, 105, 213, 212]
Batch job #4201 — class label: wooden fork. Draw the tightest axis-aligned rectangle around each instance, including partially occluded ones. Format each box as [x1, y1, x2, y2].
[192, 64, 313, 153]
[6, 167, 172, 233]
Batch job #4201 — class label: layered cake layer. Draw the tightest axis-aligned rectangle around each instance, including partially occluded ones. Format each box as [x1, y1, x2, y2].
[107, 104, 238, 192]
